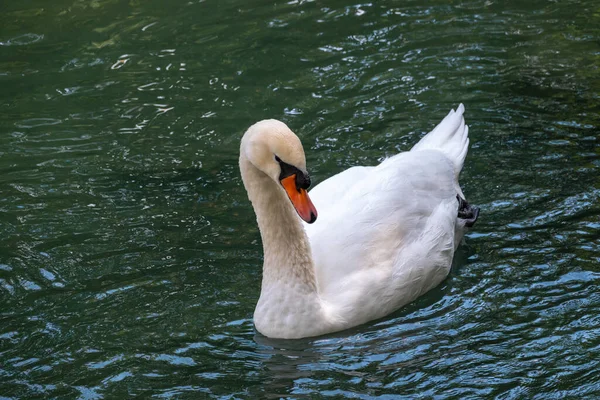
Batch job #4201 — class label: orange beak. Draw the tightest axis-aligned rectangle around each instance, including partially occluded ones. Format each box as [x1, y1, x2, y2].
[280, 175, 318, 223]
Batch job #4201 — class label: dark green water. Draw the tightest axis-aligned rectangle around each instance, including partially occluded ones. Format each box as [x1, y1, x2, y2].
[1, 0, 599, 398]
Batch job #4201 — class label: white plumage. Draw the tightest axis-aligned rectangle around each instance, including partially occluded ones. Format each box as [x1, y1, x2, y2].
[239, 104, 477, 339]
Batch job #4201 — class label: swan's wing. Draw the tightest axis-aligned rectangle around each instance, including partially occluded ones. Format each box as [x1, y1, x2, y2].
[305, 149, 459, 303]
[307, 165, 374, 218]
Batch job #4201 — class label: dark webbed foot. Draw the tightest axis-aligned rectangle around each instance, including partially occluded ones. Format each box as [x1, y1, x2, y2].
[457, 195, 480, 228]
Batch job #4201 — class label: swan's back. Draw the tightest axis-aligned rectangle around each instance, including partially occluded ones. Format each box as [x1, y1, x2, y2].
[305, 105, 474, 325]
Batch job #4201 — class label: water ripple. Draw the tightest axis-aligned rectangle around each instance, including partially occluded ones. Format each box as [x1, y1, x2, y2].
[0, 33, 44, 46]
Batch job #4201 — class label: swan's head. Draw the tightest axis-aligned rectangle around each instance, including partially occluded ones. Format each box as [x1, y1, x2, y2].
[241, 119, 318, 224]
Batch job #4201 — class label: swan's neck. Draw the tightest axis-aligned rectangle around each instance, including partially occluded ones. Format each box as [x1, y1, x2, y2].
[240, 155, 325, 338]
[240, 156, 317, 289]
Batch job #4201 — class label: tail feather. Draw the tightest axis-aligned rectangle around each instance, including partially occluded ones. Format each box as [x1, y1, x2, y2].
[411, 104, 469, 178]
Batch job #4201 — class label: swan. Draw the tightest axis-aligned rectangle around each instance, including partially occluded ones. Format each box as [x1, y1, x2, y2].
[239, 104, 479, 339]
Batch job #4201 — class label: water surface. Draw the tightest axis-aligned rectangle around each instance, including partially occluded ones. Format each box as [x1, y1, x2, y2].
[1, 0, 599, 398]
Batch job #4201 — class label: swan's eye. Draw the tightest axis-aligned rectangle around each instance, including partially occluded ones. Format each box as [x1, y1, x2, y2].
[274, 155, 282, 163]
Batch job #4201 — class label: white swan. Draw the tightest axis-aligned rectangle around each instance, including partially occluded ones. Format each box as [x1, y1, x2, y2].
[239, 104, 478, 339]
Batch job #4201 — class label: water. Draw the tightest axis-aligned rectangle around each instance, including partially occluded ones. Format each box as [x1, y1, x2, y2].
[1, 0, 599, 397]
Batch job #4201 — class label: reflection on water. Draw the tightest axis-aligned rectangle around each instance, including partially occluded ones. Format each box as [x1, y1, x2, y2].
[1, 0, 599, 397]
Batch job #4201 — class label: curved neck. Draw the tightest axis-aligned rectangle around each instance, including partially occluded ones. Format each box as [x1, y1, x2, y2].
[239, 155, 317, 290]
